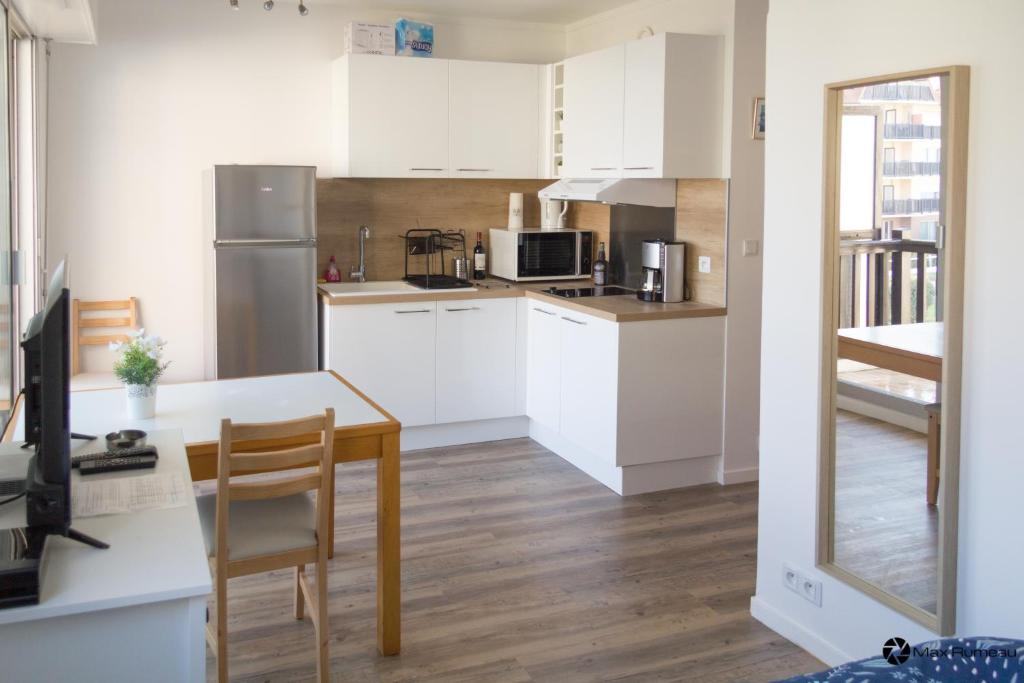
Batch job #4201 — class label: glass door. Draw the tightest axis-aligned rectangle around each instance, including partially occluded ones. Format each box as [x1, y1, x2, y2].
[0, 6, 12, 424]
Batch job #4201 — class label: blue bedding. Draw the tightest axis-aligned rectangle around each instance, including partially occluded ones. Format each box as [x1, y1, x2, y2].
[776, 637, 1024, 682]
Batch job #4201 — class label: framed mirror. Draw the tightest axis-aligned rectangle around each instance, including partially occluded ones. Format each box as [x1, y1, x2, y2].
[817, 66, 970, 634]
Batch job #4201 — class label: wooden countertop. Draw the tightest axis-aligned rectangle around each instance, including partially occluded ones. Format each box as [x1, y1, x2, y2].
[318, 280, 726, 323]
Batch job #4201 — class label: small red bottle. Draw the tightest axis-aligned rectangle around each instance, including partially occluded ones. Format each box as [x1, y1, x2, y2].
[325, 255, 342, 282]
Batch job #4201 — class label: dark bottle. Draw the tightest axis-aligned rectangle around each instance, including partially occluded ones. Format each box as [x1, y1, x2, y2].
[473, 232, 486, 280]
[593, 242, 608, 286]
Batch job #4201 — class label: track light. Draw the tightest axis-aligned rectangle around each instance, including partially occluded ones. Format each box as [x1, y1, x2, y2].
[298, 1, 308, 15]
[229, 0, 239, 8]
[263, 0, 274, 10]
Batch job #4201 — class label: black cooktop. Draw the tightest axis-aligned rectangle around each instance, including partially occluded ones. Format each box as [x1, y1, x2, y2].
[544, 286, 632, 298]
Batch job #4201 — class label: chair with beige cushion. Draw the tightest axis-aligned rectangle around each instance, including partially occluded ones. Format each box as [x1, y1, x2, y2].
[197, 409, 335, 683]
[70, 297, 139, 391]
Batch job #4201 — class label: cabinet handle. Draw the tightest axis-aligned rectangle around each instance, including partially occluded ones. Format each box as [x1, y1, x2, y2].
[395, 309, 432, 314]
[532, 307, 556, 316]
[590, 167, 616, 171]
[445, 306, 480, 312]
[561, 316, 587, 326]
[455, 168, 493, 172]
[409, 168, 445, 172]
[624, 166, 654, 170]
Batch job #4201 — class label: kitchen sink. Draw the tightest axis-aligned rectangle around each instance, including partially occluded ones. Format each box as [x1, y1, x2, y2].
[320, 281, 476, 296]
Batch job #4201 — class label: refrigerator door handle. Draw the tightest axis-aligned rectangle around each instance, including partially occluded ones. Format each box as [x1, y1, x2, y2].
[214, 238, 317, 248]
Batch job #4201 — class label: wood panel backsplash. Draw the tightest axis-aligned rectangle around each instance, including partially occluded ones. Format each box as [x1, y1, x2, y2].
[317, 178, 727, 308]
[675, 179, 728, 307]
[317, 179, 553, 281]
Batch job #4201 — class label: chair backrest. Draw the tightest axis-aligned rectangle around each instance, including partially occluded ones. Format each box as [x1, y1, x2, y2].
[215, 409, 335, 562]
[71, 297, 139, 375]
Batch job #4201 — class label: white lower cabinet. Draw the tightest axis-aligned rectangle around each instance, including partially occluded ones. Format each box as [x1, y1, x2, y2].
[435, 298, 517, 423]
[324, 301, 437, 427]
[557, 310, 618, 465]
[525, 302, 562, 431]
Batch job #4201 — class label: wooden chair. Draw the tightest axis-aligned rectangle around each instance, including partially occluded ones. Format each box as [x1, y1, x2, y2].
[197, 409, 335, 682]
[70, 297, 139, 390]
[925, 403, 941, 506]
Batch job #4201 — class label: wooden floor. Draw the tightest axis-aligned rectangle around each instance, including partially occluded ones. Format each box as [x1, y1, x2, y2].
[833, 410, 938, 612]
[204, 438, 823, 682]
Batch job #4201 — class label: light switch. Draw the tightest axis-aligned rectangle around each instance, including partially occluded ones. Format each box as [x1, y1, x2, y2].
[742, 239, 760, 256]
[698, 256, 711, 274]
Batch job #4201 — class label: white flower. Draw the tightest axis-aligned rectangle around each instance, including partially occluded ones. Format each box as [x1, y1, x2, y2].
[130, 328, 145, 338]
[109, 341, 123, 352]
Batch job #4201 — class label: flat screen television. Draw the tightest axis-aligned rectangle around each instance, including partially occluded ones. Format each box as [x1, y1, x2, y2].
[21, 260, 106, 548]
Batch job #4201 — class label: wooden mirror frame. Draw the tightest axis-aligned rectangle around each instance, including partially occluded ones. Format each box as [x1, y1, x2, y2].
[816, 66, 970, 635]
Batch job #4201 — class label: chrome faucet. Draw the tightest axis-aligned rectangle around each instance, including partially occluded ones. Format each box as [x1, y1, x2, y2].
[350, 225, 370, 282]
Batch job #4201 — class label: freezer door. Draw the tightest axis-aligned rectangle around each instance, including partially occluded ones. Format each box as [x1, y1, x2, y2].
[214, 165, 316, 241]
[215, 245, 317, 379]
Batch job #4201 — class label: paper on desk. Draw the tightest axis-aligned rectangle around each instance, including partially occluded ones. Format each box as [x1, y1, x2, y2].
[72, 472, 190, 518]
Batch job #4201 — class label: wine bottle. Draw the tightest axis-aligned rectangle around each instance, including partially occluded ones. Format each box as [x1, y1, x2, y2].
[473, 232, 486, 280]
[593, 242, 608, 286]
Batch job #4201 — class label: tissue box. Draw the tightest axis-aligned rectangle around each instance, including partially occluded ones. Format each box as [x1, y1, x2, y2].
[345, 22, 395, 55]
[395, 18, 434, 57]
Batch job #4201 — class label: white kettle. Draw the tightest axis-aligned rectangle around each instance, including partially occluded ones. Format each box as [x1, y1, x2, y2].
[539, 197, 568, 230]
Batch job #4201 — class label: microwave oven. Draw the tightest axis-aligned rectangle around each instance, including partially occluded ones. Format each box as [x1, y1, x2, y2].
[488, 228, 593, 281]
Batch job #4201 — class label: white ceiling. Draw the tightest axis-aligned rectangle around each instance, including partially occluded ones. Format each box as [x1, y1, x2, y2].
[315, 0, 636, 25]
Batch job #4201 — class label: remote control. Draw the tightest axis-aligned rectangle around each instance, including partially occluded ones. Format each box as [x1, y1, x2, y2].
[72, 445, 159, 469]
[79, 453, 159, 475]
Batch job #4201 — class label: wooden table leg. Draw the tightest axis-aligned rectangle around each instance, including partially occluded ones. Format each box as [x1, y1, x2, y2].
[377, 431, 401, 656]
[327, 460, 337, 560]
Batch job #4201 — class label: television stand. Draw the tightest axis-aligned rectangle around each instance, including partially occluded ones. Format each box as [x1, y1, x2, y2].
[64, 528, 109, 550]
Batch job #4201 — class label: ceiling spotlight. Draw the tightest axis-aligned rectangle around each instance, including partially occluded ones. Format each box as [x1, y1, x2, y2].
[298, 1, 309, 16]
[263, 0, 274, 10]
[229, 0, 239, 8]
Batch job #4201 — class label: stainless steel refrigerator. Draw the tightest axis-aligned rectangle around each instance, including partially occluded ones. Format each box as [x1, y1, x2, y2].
[213, 165, 317, 379]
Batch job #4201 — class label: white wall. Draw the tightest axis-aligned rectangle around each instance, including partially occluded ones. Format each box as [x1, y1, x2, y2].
[719, 0, 766, 484]
[45, 0, 565, 382]
[565, 0, 736, 175]
[754, 0, 1024, 664]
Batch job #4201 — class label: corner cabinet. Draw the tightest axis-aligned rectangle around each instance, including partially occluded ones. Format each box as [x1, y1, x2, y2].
[332, 55, 540, 179]
[562, 32, 724, 179]
[525, 300, 724, 470]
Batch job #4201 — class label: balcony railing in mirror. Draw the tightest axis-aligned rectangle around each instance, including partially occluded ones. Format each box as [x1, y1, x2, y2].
[883, 123, 941, 139]
[838, 238, 938, 329]
[881, 197, 940, 215]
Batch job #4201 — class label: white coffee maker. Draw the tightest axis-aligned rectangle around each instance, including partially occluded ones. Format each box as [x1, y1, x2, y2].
[538, 196, 568, 230]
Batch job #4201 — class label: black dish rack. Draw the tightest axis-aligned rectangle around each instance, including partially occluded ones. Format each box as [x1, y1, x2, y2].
[403, 229, 474, 290]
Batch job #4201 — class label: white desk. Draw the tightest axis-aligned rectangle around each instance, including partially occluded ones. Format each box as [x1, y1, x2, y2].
[0, 430, 211, 682]
[4, 370, 404, 656]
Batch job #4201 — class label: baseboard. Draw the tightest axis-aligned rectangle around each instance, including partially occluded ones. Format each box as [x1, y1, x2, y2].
[529, 420, 624, 494]
[719, 464, 759, 485]
[836, 395, 927, 434]
[402, 416, 529, 451]
[620, 454, 720, 495]
[750, 595, 855, 668]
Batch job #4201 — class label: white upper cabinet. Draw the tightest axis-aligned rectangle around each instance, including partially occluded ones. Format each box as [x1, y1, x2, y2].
[562, 44, 625, 178]
[563, 33, 724, 179]
[333, 55, 450, 178]
[449, 61, 540, 179]
[333, 55, 540, 179]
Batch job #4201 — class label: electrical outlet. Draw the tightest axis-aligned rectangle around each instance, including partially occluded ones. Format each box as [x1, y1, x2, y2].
[801, 576, 823, 606]
[782, 564, 800, 592]
[742, 239, 760, 256]
[698, 256, 712, 273]
[782, 563, 822, 606]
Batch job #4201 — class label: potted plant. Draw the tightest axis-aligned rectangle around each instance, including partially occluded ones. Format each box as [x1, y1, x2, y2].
[110, 330, 169, 419]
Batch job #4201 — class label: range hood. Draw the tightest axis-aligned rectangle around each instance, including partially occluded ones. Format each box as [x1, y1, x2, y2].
[538, 178, 676, 208]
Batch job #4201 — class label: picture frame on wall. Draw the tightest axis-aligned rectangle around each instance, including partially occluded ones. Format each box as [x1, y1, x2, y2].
[752, 97, 766, 140]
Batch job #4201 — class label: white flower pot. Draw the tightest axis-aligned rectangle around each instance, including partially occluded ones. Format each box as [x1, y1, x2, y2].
[125, 383, 157, 419]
